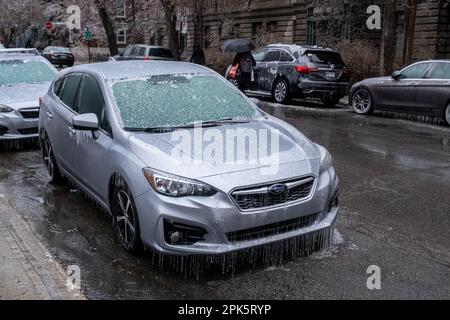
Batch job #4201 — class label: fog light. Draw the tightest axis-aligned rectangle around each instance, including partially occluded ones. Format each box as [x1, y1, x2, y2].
[164, 219, 207, 246]
[169, 231, 181, 244]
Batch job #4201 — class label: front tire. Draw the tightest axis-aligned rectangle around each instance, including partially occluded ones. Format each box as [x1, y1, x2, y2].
[352, 87, 373, 114]
[112, 182, 143, 254]
[272, 79, 290, 104]
[41, 135, 62, 184]
[445, 104, 450, 126]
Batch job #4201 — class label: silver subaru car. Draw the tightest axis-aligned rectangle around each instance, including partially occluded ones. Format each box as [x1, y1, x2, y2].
[39, 61, 339, 256]
[0, 51, 57, 140]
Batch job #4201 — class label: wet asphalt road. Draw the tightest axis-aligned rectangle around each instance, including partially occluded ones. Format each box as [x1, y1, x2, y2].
[0, 100, 449, 300]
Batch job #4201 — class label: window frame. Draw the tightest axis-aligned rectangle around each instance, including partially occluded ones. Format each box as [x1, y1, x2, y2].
[117, 28, 127, 45]
[116, 0, 126, 18]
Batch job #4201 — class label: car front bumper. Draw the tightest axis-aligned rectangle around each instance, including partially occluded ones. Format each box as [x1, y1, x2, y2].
[0, 112, 39, 140]
[134, 165, 339, 256]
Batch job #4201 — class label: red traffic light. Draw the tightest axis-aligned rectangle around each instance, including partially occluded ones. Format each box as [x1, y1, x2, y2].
[45, 21, 53, 30]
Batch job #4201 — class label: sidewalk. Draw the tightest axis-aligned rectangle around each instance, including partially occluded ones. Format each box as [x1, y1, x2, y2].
[0, 191, 84, 300]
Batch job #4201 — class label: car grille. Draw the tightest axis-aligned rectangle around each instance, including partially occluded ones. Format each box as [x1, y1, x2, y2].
[230, 176, 315, 211]
[19, 108, 39, 119]
[226, 212, 320, 243]
[18, 127, 38, 135]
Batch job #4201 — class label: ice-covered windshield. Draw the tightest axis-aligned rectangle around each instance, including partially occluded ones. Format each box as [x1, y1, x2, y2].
[0, 60, 56, 86]
[111, 74, 259, 128]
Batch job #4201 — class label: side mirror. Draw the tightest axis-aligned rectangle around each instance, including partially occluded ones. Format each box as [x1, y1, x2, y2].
[391, 71, 403, 80]
[72, 113, 99, 131]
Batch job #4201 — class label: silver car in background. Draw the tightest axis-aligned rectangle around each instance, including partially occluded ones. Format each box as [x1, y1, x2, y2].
[39, 61, 339, 256]
[0, 52, 57, 140]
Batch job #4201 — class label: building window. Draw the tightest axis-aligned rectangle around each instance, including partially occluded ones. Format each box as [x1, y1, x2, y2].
[116, 0, 126, 18]
[252, 22, 263, 38]
[266, 21, 277, 33]
[204, 26, 211, 48]
[117, 28, 127, 44]
[232, 24, 240, 38]
[306, 7, 316, 45]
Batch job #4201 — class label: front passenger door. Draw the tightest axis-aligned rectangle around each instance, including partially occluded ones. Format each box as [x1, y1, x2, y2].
[260, 50, 281, 92]
[376, 62, 431, 111]
[73, 74, 114, 205]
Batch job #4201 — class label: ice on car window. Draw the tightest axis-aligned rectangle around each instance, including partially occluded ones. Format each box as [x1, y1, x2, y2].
[0, 60, 56, 86]
[111, 75, 258, 128]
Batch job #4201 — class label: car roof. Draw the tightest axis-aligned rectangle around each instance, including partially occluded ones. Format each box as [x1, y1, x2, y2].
[266, 44, 337, 54]
[68, 61, 214, 80]
[129, 44, 171, 49]
[0, 48, 40, 56]
[0, 53, 46, 61]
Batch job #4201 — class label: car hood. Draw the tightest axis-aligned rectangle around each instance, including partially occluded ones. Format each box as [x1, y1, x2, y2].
[0, 82, 51, 109]
[128, 116, 322, 185]
[353, 76, 390, 88]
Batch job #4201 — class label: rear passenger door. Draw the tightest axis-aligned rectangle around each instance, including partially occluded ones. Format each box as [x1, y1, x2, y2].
[47, 73, 82, 176]
[249, 48, 268, 91]
[260, 50, 281, 92]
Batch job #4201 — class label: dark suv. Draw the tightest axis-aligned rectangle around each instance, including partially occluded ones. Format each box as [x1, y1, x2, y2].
[112, 44, 173, 61]
[227, 44, 350, 106]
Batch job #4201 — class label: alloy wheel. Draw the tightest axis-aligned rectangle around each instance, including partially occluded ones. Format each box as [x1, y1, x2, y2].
[42, 136, 61, 183]
[115, 190, 137, 246]
[352, 88, 372, 114]
[274, 80, 287, 103]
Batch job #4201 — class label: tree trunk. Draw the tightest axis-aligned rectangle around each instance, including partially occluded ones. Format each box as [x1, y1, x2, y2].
[402, 0, 417, 65]
[160, 0, 180, 60]
[380, 0, 396, 76]
[95, 0, 118, 57]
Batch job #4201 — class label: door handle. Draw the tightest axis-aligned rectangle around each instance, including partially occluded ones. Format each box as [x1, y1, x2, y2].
[46, 111, 53, 119]
[68, 127, 76, 135]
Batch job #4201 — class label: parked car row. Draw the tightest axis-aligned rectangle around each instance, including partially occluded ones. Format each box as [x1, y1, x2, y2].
[1, 41, 449, 260]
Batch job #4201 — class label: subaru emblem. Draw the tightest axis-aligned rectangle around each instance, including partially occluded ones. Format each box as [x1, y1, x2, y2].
[268, 184, 287, 195]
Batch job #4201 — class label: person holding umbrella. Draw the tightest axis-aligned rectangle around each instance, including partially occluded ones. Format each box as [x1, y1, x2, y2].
[222, 39, 256, 93]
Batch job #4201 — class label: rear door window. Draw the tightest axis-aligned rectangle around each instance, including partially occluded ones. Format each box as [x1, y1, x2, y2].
[305, 51, 345, 67]
[264, 50, 281, 62]
[137, 47, 146, 57]
[401, 63, 431, 79]
[59, 73, 82, 111]
[428, 63, 450, 79]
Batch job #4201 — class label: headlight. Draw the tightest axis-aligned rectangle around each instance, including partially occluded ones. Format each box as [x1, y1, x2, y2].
[143, 168, 217, 197]
[0, 104, 13, 113]
[318, 146, 333, 175]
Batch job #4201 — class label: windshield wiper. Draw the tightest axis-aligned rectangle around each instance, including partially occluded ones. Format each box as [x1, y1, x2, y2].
[124, 118, 254, 134]
[124, 127, 176, 133]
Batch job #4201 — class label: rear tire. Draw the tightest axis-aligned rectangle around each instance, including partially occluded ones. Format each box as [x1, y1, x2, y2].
[41, 134, 62, 184]
[445, 104, 450, 126]
[352, 87, 373, 114]
[112, 181, 143, 254]
[272, 79, 290, 104]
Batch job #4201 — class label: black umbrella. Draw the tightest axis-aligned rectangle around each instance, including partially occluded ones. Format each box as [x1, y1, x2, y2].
[222, 39, 255, 53]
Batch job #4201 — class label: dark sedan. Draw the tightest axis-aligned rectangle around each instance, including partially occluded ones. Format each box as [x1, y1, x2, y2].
[41, 46, 74, 67]
[350, 60, 450, 125]
[226, 44, 350, 106]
